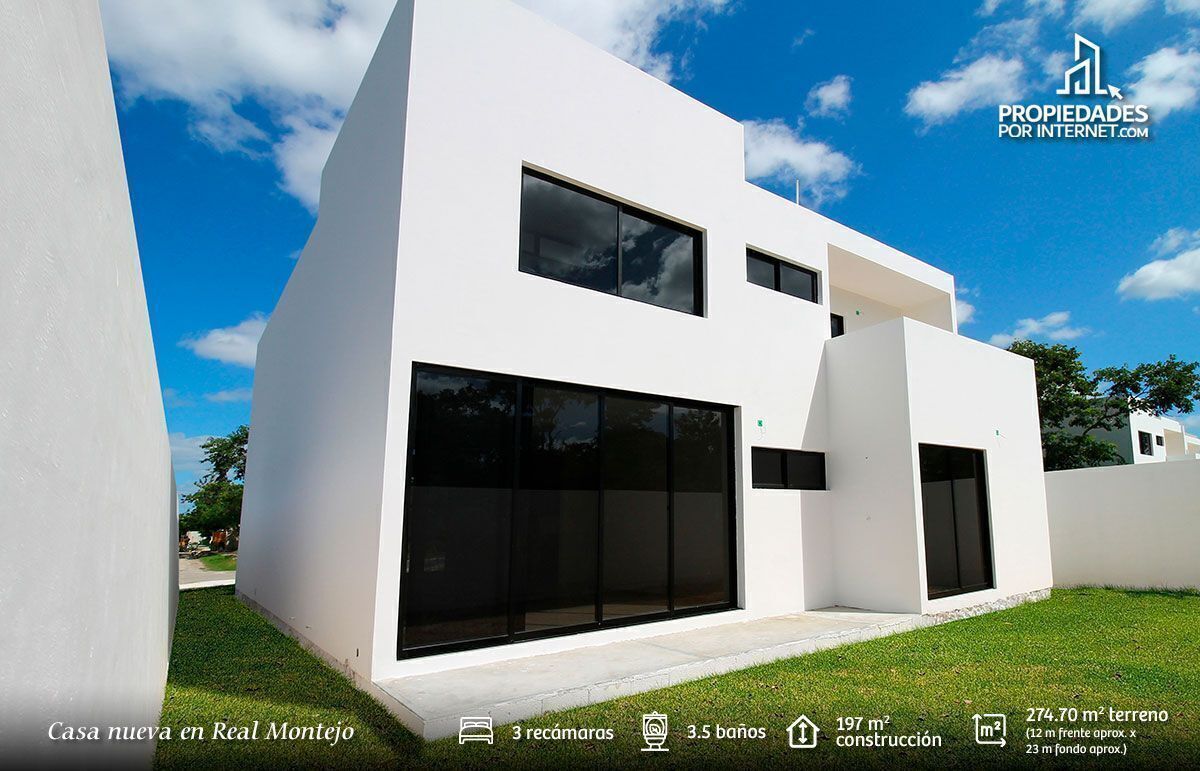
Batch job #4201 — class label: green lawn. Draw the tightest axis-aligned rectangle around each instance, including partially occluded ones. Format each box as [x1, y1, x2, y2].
[156, 587, 1200, 768]
[198, 553, 237, 572]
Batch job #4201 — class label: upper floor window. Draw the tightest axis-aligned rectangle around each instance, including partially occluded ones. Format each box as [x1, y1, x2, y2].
[751, 447, 826, 490]
[519, 169, 703, 315]
[746, 248, 819, 304]
[830, 313, 845, 338]
[1138, 431, 1154, 456]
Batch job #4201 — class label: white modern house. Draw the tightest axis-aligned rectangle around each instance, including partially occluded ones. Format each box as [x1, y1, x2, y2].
[1091, 411, 1200, 464]
[239, 0, 1053, 729]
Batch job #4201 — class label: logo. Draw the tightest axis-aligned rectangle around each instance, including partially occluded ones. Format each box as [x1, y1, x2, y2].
[998, 34, 1149, 140]
[641, 712, 669, 752]
[787, 715, 820, 749]
[1056, 34, 1122, 99]
[458, 716, 494, 745]
[973, 713, 1007, 747]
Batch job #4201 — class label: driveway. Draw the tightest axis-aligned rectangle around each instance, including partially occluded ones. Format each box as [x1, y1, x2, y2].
[179, 556, 236, 587]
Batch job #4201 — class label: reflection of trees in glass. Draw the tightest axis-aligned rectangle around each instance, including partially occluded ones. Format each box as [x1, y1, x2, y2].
[674, 407, 726, 493]
[604, 398, 668, 490]
[524, 388, 598, 490]
[412, 373, 515, 487]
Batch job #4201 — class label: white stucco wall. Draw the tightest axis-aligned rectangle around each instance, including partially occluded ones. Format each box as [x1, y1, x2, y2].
[239, 1, 415, 682]
[0, 1, 175, 763]
[825, 319, 1052, 615]
[1045, 461, 1200, 589]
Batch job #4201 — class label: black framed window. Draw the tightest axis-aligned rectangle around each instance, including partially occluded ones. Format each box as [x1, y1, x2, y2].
[519, 169, 703, 315]
[750, 447, 826, 490]
[1155, 435, 1164, 447]
[400, 364, 736, 658]
[1138, 431, 1154, 456]
[745, 248, 820, 304]
[830, 313, 845, 338]
[919, 444, 993, 600]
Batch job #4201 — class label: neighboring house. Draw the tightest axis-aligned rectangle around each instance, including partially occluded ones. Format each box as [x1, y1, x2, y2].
[239, 0, 1052, 693]
[0, 1, 176, 763]
[1091, 412, 1200, 464]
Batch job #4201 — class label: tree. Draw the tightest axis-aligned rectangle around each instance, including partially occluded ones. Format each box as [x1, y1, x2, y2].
[1007, 341, 1200, 471]
[179, 425, 248, 546]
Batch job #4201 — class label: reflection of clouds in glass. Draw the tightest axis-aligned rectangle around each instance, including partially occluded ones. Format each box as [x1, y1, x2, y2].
[621, 226, 695, 312]
[521, 176, 617, 284]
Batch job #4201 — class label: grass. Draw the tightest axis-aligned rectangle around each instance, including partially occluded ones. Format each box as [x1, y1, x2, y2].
[156, 587, 1200, 768]
[198, 553, 237, 572]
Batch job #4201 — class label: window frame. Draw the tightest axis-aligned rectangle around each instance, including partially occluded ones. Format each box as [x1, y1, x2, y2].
[745, 247, 821, 305]
[1155, 435, 1165, 447]
[398, 362, 738, 659]
[830, 313, 845, 338]
[1138, 431, 1154, 456]
[750, 447, 827, 490]
[519, 167, 705, 316]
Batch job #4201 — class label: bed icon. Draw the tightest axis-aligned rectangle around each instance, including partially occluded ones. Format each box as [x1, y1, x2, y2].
[458, 716, 494, 745]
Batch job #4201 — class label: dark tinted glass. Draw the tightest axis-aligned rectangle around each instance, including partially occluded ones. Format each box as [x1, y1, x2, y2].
[751, 447, 785, 488]
[673, 407, 730, 609]
[619, 211, 697, 314]
[514, 387, 599, 634]
[779, 262, 818, 302]
[831, 313, 845, 338]
[403, 371, 516, 649]
[786, 451, 826, 490]
[746, 252, 776, 289]
[410, 372, 515, 487]
[1139, 431, 1154, 455]
[602, 397, 669, 620]
[919, 444, 993, 599]
[519, 173, 618, 294]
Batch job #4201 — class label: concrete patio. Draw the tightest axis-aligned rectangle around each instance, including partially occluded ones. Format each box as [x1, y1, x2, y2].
[375, 607, 924, 740]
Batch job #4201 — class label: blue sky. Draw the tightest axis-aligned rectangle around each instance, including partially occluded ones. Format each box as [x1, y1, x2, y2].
[98, 0, 1200, 491]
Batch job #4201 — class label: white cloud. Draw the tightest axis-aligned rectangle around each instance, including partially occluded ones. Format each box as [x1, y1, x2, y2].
[180, 314, 268, 368]
[741, 119, 858, 205]
[905, 55, 1025, 127]
[100, 0, 729, 211]
[204, 388, 255, 403]
[979, 0, 1064, 16]
[1167, 0, 1200, 16]
[162, 387, 192, 408]
[806, 75, 853, 118]
[989, 310, 1090, 347]
[956, 299, 977, 325]
[1118, 229, 1200, 300]
[170, 432, 213, 476]
[1074, 0, 1152, 32]
[1126, 46, 1200, 120]
[517, 0, 730, 82]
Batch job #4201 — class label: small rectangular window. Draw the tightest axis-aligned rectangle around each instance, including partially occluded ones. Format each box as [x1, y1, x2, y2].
[1155, 435, 1164, 447]
[1138, 431, 1154, 456]
[830, 313, 845, 338]
[745, 248, 820, 305]
[751, 447, 826, 490]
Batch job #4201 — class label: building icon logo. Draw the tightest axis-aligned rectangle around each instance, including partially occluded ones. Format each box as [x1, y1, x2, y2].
[641, 712, 669, 752]
[1056, 34, 1123, 99]
[787, 715, 820, 749]
[973, 713, 1007, 747]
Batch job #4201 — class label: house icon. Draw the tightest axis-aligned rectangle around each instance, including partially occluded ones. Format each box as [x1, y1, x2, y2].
[787, 715, 820, 749]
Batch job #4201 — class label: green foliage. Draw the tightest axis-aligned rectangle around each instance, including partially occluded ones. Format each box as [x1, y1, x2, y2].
[1008, 340, 1200, 471]
[179, 425, 248, 537]
[158, 588, 1200, 768]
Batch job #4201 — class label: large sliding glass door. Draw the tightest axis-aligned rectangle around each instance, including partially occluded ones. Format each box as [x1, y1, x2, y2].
[399, 365, 736, 657]
[918, 444, 994, 600]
